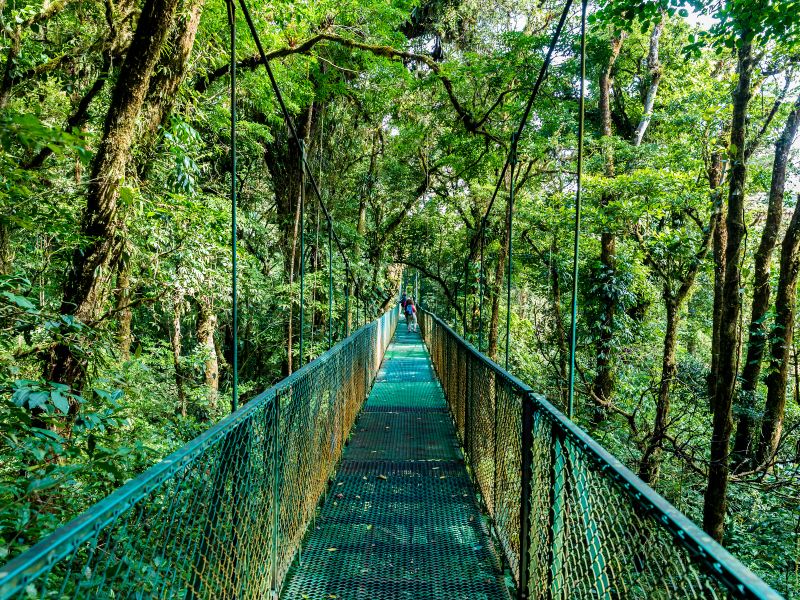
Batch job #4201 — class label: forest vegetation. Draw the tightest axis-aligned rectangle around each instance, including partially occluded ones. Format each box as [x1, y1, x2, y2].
[0, 0, 799, 594]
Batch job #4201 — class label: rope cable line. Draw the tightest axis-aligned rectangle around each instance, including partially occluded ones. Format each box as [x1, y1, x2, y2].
[567, 0, 588, 419]
[226, 0, 238, 412]
[505, 133, 518, 371]
[299, 141, 306, 368]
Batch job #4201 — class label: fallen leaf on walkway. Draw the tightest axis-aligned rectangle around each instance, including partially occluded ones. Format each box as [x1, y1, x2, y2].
[377, 474, 387, 480]
[327, 547, 337, 552]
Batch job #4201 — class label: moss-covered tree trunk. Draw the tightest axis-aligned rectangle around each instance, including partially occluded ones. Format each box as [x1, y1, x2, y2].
[170, 291, 187, 417]
[487, 200, 510, 362]
[733, 95, 800, 467]
[0, 219, 12, 275]
[46, 0, 181, 391]
[197, 296, 219, 414]
[138, 0, 205, 177]
[704, 38, 754, 543]
[708, 150, 726, 405]
[756, 195, 800, 467]
[592, 34, 625, 416]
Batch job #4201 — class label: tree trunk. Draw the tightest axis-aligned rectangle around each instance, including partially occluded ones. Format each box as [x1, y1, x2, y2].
[45, 0, 181, 391]
[137, 0, 205, 177]
[733, 94, 800, 466]
[197, 296, 219, 414]
[286, 189, 302, 375]
[171, 292, 187, 417]
[263, 104, 316, 375]
[550, 235, 568, 408]
[116, 250, 133, 360]
[639, 297, 679, 483]
[488, 194, 511, 362]
[633, 18, 664, 146]
[703, 39, 754, 543]
[0, 218, 12, 275]
[636, 212, 713, 484]
[756, 195, 800, 466]
[708, 151, 726, 404]
[592, 34, 625, 415]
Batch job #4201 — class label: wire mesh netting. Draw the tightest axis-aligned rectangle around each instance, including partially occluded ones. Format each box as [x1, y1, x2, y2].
[279, 327, 511, 600]
[419, 311, 782, 600]
[0, 310, 397, 600]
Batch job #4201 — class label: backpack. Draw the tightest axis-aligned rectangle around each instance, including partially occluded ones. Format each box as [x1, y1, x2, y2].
[405, 303, 414, 315]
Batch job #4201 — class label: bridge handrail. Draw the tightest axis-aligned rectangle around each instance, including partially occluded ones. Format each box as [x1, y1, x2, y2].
[420, 309, 782, 600]
[0, 308, 398, 599]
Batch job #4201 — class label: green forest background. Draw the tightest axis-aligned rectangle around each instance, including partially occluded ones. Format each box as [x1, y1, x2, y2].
[0, 0, 799, 594]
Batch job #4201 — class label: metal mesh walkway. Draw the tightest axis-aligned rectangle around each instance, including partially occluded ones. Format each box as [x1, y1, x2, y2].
[280, 328, 511, 599]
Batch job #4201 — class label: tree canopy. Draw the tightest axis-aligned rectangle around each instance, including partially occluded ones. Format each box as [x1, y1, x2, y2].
[1, 0, 799, 593]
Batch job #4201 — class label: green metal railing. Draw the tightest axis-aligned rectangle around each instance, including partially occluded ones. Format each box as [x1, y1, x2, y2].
[419, 310, 782, 600]
[0, 309, 397, 600]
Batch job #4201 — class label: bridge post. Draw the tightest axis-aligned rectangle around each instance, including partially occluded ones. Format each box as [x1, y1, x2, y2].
[270, 391, 281, 597]
[547, 428, 566, 596]
[298, 141, 306, 368]
[518, 393, 534, 599]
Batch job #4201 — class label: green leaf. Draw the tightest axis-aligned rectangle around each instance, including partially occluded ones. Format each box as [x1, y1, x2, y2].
[50, 391, 70, 414]
[2, 291, 35, 309]
[27, 391, 49, 410]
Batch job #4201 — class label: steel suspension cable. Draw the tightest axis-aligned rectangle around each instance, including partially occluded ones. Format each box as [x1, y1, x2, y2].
[299, 141, 306, 367]
[227, 0, 239, 412]
[567, 0, 588, 419]
[475, 0, 575, 353]
[328, 220, 333, 348]
[504, 134, 517, 370]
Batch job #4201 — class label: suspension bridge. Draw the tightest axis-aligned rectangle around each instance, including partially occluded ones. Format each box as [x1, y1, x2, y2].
[0, 308, 782, 599]
[0, 0, 787, 597]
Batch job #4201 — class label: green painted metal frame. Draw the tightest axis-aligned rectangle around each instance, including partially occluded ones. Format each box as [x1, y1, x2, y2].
[419, 309, 782, 600]
[0, 309, 398, 599]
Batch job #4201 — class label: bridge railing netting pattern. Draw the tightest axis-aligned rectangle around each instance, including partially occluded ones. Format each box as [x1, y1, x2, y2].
[419, 310, 781, 600]
[0, 309, 397, 600]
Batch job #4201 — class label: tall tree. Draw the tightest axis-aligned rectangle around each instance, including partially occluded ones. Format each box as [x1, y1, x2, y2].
[703, 36, 755, 543]
[592, 32, 626, 414]
[46, 0, 182, 393]
[733, 94, 800, 466]
[756, 195, 800, 467]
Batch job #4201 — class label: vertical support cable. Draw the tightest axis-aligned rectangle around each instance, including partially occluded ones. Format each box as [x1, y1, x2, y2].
[228, 0, 238, 412]
[328, 221, 333, 349]
[344, 275, 350, 336]
[478, 224, 485, 352]
[567, 0, 588, 419]
[299, 141, 306, 367]
[270, 390, 281, 595]
[519, 393, 534, 599]
[505, 133, 518, 371]
[463, 250, 468, 336]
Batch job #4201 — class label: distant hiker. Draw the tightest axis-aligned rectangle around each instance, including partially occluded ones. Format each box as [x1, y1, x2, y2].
[405, 297, 417, 332]
[400, 292, 407, 310]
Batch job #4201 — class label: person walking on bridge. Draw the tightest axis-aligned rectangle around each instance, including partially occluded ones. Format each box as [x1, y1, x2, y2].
[405, 297, 417, 332]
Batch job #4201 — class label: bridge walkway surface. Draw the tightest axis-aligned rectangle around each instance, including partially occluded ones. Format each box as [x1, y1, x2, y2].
[280, 327, 511, 599]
